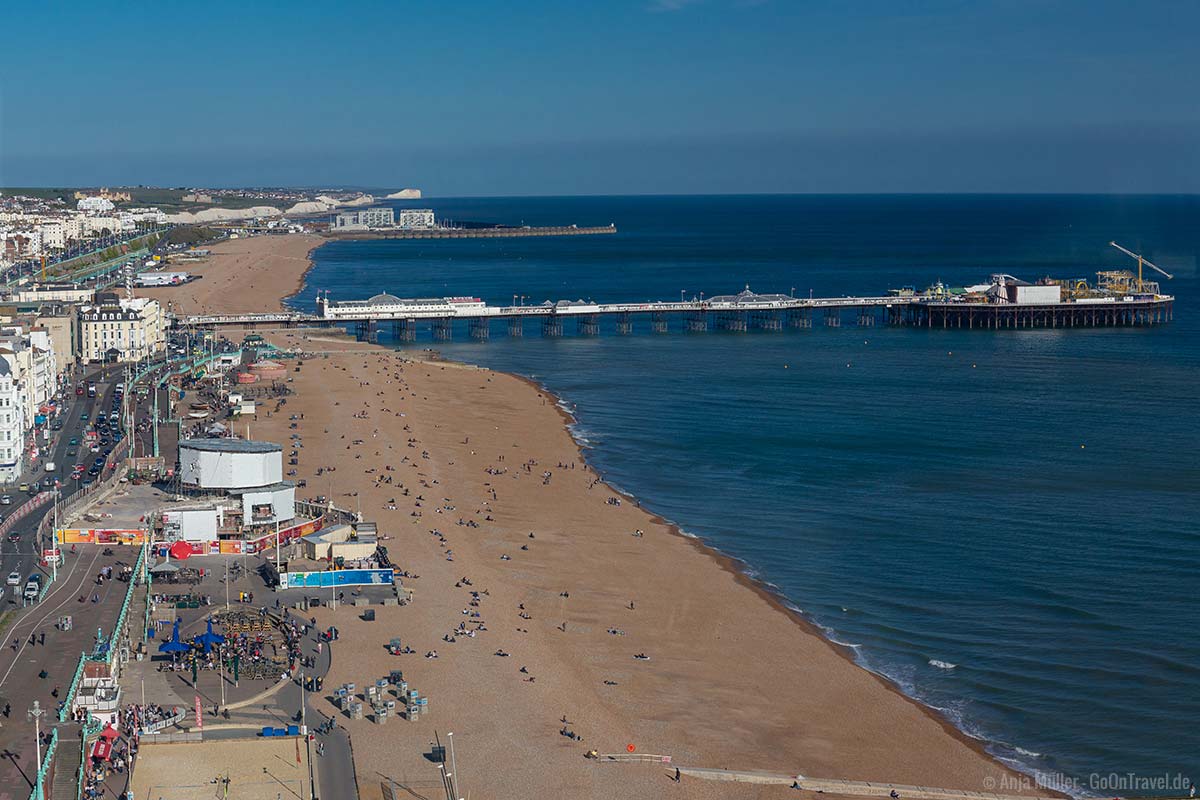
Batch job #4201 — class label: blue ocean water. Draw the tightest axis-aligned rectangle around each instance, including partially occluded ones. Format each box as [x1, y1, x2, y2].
[293, 195, 1200, 792]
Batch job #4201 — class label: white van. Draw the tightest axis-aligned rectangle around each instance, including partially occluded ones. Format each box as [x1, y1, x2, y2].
[45, 461, 57, 472]
[23, 582, 38, 602]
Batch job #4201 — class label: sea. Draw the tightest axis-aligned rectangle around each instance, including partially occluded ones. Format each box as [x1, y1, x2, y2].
[291, 195, 1200, 794]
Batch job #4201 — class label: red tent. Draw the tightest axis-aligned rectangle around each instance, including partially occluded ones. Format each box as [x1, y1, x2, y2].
[91, 738, 113, 761]
[169, 541, 192, 560]
[100, 725, 119, 740]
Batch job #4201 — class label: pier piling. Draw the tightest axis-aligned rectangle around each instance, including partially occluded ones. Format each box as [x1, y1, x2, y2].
[392, 320, 416, 342]
[616, 313, 632, 335]
[432, 318, 453, 342]
[542, 318, 563, 338]
[506, 317, 524, 338]
[752, 310, 782, 331]
[685, 312, 707, 333]
[651, 312, 668, 334]
[577, 315, 599, 336]
[355, 320, 379, 343]
[469, 318, 490, 340]
[787, 309, 812, 329]
[716, 312, 748, 332]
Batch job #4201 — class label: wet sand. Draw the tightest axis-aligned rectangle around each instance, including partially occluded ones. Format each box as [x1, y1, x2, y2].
[207, 235, 1034, 799]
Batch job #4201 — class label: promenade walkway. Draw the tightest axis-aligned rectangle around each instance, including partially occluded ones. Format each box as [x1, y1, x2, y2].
[667, 766, 1061, 800]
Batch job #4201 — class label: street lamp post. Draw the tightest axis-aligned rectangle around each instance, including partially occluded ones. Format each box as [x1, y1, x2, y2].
[28, 700, 45, 799]
[448, 731, 461, 800]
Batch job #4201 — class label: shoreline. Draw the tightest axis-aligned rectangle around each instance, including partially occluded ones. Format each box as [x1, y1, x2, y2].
[171, 231, 1051, 796]
[507, 370, 1028, 780]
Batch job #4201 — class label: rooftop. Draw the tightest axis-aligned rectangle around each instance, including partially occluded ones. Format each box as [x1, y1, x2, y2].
[228, 481, 295, 495]
[179, 438, 281, 454]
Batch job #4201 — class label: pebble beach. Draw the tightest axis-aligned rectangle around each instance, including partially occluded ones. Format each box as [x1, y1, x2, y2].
[159, 233, 1039, 800]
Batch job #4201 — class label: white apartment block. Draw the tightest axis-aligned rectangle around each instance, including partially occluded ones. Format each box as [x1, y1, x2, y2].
[0, 325, 57, 427]
[26, 330, 57, 412]
[0, 361, 24, 482]
[77, 196, 115, 213]
[77, 295, 166, 364]
[332, 207, 395, 229]
[397, 209, 436, 229]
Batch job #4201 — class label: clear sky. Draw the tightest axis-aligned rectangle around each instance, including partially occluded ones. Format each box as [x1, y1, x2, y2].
[1, 0, 1197, 195]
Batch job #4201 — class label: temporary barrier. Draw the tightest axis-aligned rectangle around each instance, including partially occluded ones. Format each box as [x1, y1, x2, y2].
[57, 529, 146, 545]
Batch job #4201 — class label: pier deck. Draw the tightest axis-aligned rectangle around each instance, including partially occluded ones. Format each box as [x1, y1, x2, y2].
[320, 224, 617, 240]
[173, 289, 1173, 340]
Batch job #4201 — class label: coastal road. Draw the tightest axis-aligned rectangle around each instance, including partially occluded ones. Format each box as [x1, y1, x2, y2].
[0, 362, 160, 800]
[0, 365, 122, 604]
[0, 545, 130, 800]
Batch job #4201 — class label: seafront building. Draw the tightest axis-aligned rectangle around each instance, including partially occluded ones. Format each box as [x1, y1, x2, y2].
[0, 360, 25, 482]
[0, 321, 60, 481]
[156, 438, 306, 554]
[13, 283, 96, 304]
[397, 208, 436, 229]
[333, 207, 395, 230]
[331, 207, 437, 231]
[77, 293, 167, 364]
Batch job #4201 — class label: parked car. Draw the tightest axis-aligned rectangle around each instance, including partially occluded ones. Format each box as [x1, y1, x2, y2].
[5, 571, 19, 586]
[0, 495, 10, 505]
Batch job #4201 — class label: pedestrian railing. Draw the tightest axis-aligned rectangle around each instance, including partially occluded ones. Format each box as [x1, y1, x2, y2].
[76, 715, 103, 800]
[107, 544, 146, 663]
[59, 654, 87, 723]
[58, 543, 145, 723]
[27, 726, 58, 800]
[0, 492, 53, 537]
[141, 708, 185, 734]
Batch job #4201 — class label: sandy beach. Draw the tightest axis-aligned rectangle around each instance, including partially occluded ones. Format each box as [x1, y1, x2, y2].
[138, 233, 322, 316]
[163, 234, 1038, 800]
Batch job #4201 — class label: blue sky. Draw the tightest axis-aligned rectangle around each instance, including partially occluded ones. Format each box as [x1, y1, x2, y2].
[1, 0, 1197, 194]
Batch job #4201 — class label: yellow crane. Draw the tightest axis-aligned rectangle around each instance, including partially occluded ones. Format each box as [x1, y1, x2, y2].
[1109, 241, 1173, 293]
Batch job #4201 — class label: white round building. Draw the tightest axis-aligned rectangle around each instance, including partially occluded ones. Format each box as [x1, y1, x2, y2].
[178, 439, 282, 490]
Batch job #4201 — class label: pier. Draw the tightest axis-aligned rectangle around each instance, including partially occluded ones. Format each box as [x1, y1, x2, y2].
[173, 285, 1174, 341]
[320, 223, 618, 240]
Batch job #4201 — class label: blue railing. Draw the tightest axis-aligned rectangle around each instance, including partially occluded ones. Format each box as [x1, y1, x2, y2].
[59, 543, 146, 722]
